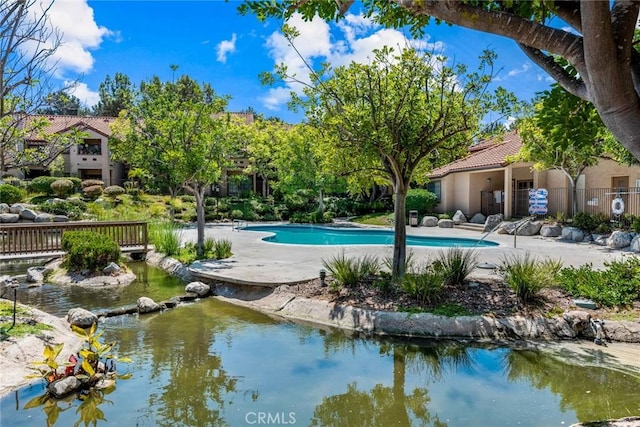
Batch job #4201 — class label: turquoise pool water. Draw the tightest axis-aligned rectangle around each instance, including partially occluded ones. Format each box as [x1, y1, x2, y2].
[245, 224, 499, 247]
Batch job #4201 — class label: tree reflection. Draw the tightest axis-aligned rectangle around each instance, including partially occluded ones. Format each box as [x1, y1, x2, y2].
[504, 349, 640, 423]
[310, 338, 473, 426]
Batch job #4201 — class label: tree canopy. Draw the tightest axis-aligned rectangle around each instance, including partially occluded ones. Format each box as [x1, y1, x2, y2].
[110, 74, 233, 256]
[240, 1, 640, 161]
[273, 46, 509, 277]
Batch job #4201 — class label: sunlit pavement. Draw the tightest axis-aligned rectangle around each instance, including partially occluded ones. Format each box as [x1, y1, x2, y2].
[182, 222, 632, 286]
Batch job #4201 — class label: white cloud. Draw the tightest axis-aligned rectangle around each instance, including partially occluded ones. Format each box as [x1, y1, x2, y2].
[45, 0, 113, 76]
[261, 12, 446, 111]
[507, 62, 531, 77]
[67, 81, 100, 107]
[216, 33, 237, 63]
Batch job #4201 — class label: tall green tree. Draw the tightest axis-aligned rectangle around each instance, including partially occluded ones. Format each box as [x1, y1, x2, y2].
[110, 74, 232, 257]
[93, 73, 134, 117]
[512, 84, 627, 216]
[277, 46, 507, 278]
[240, 1, 640, 162]
[39, 90, 86, 115]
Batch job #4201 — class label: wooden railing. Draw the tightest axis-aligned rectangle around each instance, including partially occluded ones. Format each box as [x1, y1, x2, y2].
[0, 221, 147, 257]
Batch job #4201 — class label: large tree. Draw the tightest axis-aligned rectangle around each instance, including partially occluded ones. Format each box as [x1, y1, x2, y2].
[0, 0, 74, 173]
[240, 1, 640, 161]
[278, 46, 507, 278]
[93, 72, 134, 117]
[110, 75, 233, 257]
[512, 84, 614, 216]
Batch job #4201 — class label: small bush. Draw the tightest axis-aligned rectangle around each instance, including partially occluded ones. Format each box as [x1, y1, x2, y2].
[83, 185, 103, 200]
[81, 179, 104, 189]
[557, 258, 640, 307]
[149, 222, 182, 256]
[1, 176, 23, 187]
[38, 199, 86, 220]
[500, 253, 562, 305]
[61, 231, 120, 272]
[404, 188, 438, 213]
[103, 185, 126, 199]
[213, 238, 233, 259]
[571, 212, 598, 232]
[0, 183, 25, 204]
[230, 209, 244, 219]
[50, 179, 75, 197]
[401, 263, 445, 305]
[322, 252, 379, 289]
[434, 247, 478, 286]
[29, 176, 59, 195]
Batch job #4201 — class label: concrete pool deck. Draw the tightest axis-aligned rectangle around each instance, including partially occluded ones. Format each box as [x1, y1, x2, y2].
[183, 222, 634, 286]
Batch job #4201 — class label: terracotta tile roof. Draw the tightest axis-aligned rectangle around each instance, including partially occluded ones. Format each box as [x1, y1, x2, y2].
[25, 115, 116, 139]
[429, 131, 522, 178]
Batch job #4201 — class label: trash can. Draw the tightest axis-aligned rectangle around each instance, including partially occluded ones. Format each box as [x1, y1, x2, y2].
[409, 210, 419, 227]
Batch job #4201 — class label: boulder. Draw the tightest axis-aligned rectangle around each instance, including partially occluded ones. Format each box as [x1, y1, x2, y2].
[421, 216, 439, 227]
[437, 219, 454, 228]
[469, 212, 486, 224]
[483, 214, 503, 232]
[185, 281, 211, 297]
[516, 220, 542, 236]
[26, 266, 47, 283]
[47, 376, 82, 398]
[67, 307, 97, 328]
[102, 262, 121, 275]
[53, 215, 70, 222]
[9, 204, 24, 214]
[18, 208, 37, 220]
[495, 222, 517, 235]
[540, 223, 562, 237]
[607, 230, 632, 249]
[0, 213, 19, 223]
[452, 210, 467, 224]
[561, 226, 584, 242]
[562, 310, 591, 335]
[34, 213, 54, 222]
[0, 203, 9, 213]
[594, 235, 609, 246]
[137, 297, 163, 314]
[630, 234, 640, 252]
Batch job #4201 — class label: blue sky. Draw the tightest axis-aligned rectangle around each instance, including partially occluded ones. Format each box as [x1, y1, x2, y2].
[47, 0, 555, 123]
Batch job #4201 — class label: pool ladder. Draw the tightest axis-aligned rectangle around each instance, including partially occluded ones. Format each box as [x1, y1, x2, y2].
[232, 219, 247, 231]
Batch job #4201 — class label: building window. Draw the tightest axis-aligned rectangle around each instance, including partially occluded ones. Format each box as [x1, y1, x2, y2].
[78, 139, 102, 155]
[426, 181, 441, 201]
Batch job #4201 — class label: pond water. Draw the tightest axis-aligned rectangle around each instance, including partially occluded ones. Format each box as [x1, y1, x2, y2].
[2, 264, 639, 426]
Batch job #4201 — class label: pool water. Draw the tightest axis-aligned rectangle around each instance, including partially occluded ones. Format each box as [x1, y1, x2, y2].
[245, 225, 498, 247]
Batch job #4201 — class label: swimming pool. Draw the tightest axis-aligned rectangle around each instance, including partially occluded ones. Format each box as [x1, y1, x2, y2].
[245, 225, 498, 247]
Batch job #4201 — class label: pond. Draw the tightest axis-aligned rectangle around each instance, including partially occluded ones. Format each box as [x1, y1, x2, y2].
[2, 263, 639, 426]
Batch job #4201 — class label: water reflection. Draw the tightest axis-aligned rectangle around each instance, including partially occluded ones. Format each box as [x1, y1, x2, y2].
[2, 267, 639, 426]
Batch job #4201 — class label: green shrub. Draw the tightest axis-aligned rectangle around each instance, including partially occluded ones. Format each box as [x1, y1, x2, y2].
[213, 238, 233, 259]
[632, 217, 640, 233]
[230, 209, 244, 219]
[571, 212, 598, 232]
[404, 188, 438, 213]
[103, 185, 126, 198]
[38, 199, 86, 220]
[500, 253, 562, 305]
[557, 258, 640, 307]
[29, 176, 58, 195]
[61, 231, 120, 272]
[322, 252, 379, 289]
[1, 176, 23, 187]
[0, 183, 25, 204]
[83, 185, 103, 200]
[180, 195, 196, 203]
[434, 247, 478, 286]
[81, 179, 104, 189]
[50, 179, 75, 197]
[401, 263, 445, 305]
[149, 222, 182, 256]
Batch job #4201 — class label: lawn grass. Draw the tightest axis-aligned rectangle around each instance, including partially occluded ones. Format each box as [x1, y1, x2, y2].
[351, 212, 394, 226]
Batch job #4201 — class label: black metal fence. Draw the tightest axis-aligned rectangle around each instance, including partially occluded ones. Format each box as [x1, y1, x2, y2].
[512, 187, 640, 220]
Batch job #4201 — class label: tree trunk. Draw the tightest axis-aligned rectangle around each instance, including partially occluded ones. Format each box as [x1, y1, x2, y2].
[392, 183, 408, 279]
[194, 185, 206, 258]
